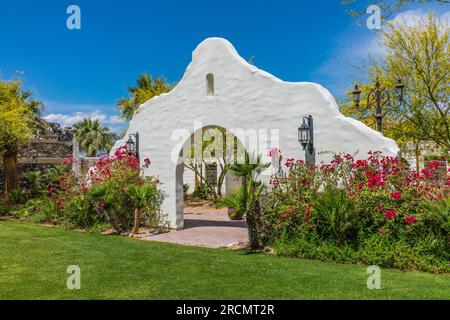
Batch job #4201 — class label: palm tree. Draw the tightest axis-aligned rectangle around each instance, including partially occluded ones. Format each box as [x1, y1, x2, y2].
[229, 153, 270, 187]
[73, 118, 114, 157]
[116, 73, 172, 120]
[128, 184, 154, 235]
[229, 152, 270, 249]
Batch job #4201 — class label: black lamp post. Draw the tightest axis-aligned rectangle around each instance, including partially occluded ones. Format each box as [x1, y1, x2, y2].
[298, 115, 315, 165]
[126, 132, 140, 158]
[352, 78, 405, 133]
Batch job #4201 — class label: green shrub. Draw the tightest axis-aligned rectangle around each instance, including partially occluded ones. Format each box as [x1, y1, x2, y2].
[262, 151, 449, 273]
[14, 198, 60, 224]
[219, 186, 248, 220]
[8, 188, 28, 205]
[86, 147, 162, 234]
[359, 233, 449, 273]
[0, 202, 10, 216]
[9, 148, 162, 234]
[22, 170, 44, 197]
[274, 231, 449, 273]
[421, 197, 450, 237]
[274, 228, 358, 264]
[62, 194, 99, 229]
[192, 183, 210, 200]
[312, 189, 358, 244]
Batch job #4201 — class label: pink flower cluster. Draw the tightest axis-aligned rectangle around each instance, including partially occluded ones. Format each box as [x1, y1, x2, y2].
[87, 146, 151, 186]
[405, 216, 417, 225]
[384, 209, 397, 221]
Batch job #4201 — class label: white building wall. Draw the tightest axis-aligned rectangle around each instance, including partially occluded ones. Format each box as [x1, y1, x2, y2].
[112, 37, 399, 229]
[183, 166, 196, 195]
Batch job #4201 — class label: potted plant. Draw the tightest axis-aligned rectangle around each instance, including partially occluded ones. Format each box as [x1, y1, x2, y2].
[220, 187, 246, 220]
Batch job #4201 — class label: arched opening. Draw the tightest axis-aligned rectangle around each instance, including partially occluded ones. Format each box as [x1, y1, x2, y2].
[206, 73, 214, 96]
[173, 125, 249, 246]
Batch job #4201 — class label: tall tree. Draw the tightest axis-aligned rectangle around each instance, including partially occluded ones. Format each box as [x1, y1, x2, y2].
[0, 79, 43, 201]
[383, 13, 449, 149]
[73, 118, 114, 157]
[342, 13, 449, 153]
[116, 73, 172, 120]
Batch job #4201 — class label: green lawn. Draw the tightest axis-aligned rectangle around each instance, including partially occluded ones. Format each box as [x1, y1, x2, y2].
[0, 221, 448, 300]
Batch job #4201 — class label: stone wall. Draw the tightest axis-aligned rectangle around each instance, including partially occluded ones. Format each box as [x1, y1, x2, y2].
[402, 141, 449, 171]
[0, 121, 73, 193]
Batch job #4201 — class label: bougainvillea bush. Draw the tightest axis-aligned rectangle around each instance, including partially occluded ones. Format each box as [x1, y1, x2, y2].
[87, 146, 165, 234]
[14, 147, 165, 234]
[261, 151, 450, 273]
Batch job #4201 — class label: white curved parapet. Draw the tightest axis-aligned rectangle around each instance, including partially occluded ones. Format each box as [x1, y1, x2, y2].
[113, 37, 399, 229]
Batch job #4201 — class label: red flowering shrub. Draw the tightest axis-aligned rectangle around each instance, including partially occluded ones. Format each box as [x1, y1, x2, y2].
[86, 146, 164, 233]
[15, 146, 164, 233]
[261, 150, 450, 273]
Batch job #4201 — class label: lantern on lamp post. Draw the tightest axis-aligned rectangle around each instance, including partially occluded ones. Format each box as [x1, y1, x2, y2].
[352, 78, 405, 133]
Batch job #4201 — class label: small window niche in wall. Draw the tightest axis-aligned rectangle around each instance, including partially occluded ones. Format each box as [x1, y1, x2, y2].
[206, 73, 214, 96]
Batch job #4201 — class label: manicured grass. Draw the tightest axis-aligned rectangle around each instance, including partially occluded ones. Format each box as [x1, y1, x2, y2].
[0, 221, 448, 300]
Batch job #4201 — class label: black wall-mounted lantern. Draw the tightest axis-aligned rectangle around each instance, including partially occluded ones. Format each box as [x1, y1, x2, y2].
[126, 132, 140, 159]
[298, 115, 315, 165]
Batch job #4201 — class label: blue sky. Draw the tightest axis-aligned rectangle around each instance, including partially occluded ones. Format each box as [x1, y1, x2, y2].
[0, 1, 448, 131]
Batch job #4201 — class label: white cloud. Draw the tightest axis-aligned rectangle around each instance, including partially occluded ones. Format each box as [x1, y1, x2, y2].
[43, 110, 127, 133]
[40, 97, 128, 133]
[391, 9, 449, 26]
[108, 115, 126, 125]
[44, 110, 105, 127]
[391, 9, 427, 25]
[442, 11, 450, 23]
[42, 99, 113, 114]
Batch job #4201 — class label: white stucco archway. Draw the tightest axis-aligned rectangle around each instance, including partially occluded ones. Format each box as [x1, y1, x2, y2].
[113, 37, 399, 229]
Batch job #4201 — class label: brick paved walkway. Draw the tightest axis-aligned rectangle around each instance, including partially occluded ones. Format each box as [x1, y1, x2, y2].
[143, 207, 248, 248]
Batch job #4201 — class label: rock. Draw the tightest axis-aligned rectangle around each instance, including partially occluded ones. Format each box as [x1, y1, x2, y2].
[101, 229, 117, 235]
[226, 241, 250, 250]
[261, 246, 275, 254]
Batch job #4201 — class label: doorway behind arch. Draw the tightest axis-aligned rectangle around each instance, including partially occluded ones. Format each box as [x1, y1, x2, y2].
[145, 126, 250, 248]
